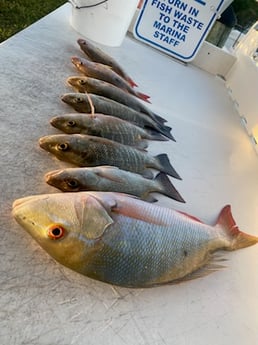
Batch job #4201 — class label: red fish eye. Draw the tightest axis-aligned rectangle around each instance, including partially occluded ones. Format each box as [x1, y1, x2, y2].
[47, 225, 65, 240]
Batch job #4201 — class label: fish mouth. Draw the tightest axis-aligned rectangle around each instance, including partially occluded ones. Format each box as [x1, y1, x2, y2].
[66, 76, 78, 87]
[12, 195, 50, 217]
[38, 137, 48, 150]
[44, 170, 60, 185]
[71, 56, 81, 67]
[61, 94, 70, 104]
[77, 38, 85, 46]
[13, 195, 37, 209]
[49, 117, 59, 128]
[45, 169, 60, 179]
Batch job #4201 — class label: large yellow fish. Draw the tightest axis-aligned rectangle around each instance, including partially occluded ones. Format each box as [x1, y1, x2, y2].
[12, 192, 258, 288]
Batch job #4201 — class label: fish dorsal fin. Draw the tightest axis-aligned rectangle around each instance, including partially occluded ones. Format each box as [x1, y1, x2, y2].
[75, 195, 114, 240]
[105, 193, 167, 226]
[177, 210, 203, 223]
[95, 167, 126, 184]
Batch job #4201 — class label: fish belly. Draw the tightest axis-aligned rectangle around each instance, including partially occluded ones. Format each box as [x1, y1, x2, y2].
[82, 213, 222, 288]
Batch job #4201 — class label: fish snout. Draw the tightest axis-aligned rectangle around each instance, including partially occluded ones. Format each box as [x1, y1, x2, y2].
[50, 117, 56, 126]
[77, 38, 86, 46]
[44, 170, 60, 183]
[38, 136, 49, 150]
[71, 56, 82, 67]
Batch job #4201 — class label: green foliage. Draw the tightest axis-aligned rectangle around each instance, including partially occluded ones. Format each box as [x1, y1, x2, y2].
[232, 0, 258, 28]
[0, 0, 67, 42]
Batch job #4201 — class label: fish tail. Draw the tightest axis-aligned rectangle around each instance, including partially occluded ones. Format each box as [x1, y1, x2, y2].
[155, 173, 185, 202]
[155, 154, 181, 180]
[136, 92, 151, 103]
[216, 205, 258, 250]
[157, 125, 176, 142]
[144, 128, 168, 141]
[154, 114, 167, 124]
[127, 78, 138, 88]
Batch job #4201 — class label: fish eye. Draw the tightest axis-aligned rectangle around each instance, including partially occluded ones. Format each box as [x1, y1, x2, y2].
[67, 120, 76, 127]
[47, 224, 65, 240]
[79, 79, 86, 85]
[57, 142, 69, 151]
[66, 179, 79, 189]
[79, 61, 83, 66]
[76, 97, 84, 103]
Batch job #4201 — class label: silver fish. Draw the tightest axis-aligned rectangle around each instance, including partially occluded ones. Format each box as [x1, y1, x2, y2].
[38, 134, 181, 179]
[77, 38, 138, 87]
[12, 191, 258, 288]
[66, 76, 166, 125]
[45, 166, 185, 203]
[50, 113, 167, 149]
[71, 56, 150, 103]
[61, 93, 175, 141]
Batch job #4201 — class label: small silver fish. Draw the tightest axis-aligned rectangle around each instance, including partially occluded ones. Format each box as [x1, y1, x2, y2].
[71, 56, 150, 103]
[38, 134, 181, 179]
[77, 38, 138, 87]
[45, 166, 185, 203]
[61, 93, 175, 141]
[50, 113, 167, 149]
[12, 191, 258, 288]
[66, 76, 166, 125]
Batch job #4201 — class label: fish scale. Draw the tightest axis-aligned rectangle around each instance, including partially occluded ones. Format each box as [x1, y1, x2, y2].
[83, 212, 219, 287]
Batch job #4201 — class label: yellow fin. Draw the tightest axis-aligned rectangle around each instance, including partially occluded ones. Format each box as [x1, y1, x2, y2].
[75, 195, 113, 240]
[171, 252, 227, 285]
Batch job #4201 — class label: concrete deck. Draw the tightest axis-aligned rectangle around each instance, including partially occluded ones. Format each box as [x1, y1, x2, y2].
[1, 4, 258, 345]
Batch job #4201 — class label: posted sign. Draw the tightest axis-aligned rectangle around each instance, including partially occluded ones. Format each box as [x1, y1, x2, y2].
[134, 0, 225, 61]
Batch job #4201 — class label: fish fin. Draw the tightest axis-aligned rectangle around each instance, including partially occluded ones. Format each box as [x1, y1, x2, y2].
[176, 211, 203, 223]
[155, 173, 185, 203]
[95, 168, 127, 185]
[156, 125, 176, 141]
[141, 194, 158, 203]
[144, 128, 168, 141]
[149, 254, 227, 287]
[142, 169, 154, 179]
[173, 263, 226, 284]
[136, 92, 151, 103]
[154, 114, 168, 124]
[75, 195, 114, 240]
[216, 205, 258, 250]
[155, 154, 181, 180]
[133, 140, 148, 151]
[127, 78, 138, 88]
[100, 193, 167, 226]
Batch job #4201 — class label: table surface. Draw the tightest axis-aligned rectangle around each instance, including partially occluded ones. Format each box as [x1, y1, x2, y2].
[1, 4, 258, 345]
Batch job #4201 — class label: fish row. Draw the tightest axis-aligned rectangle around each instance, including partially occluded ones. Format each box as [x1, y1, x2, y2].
[40, 38, 184, 202]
